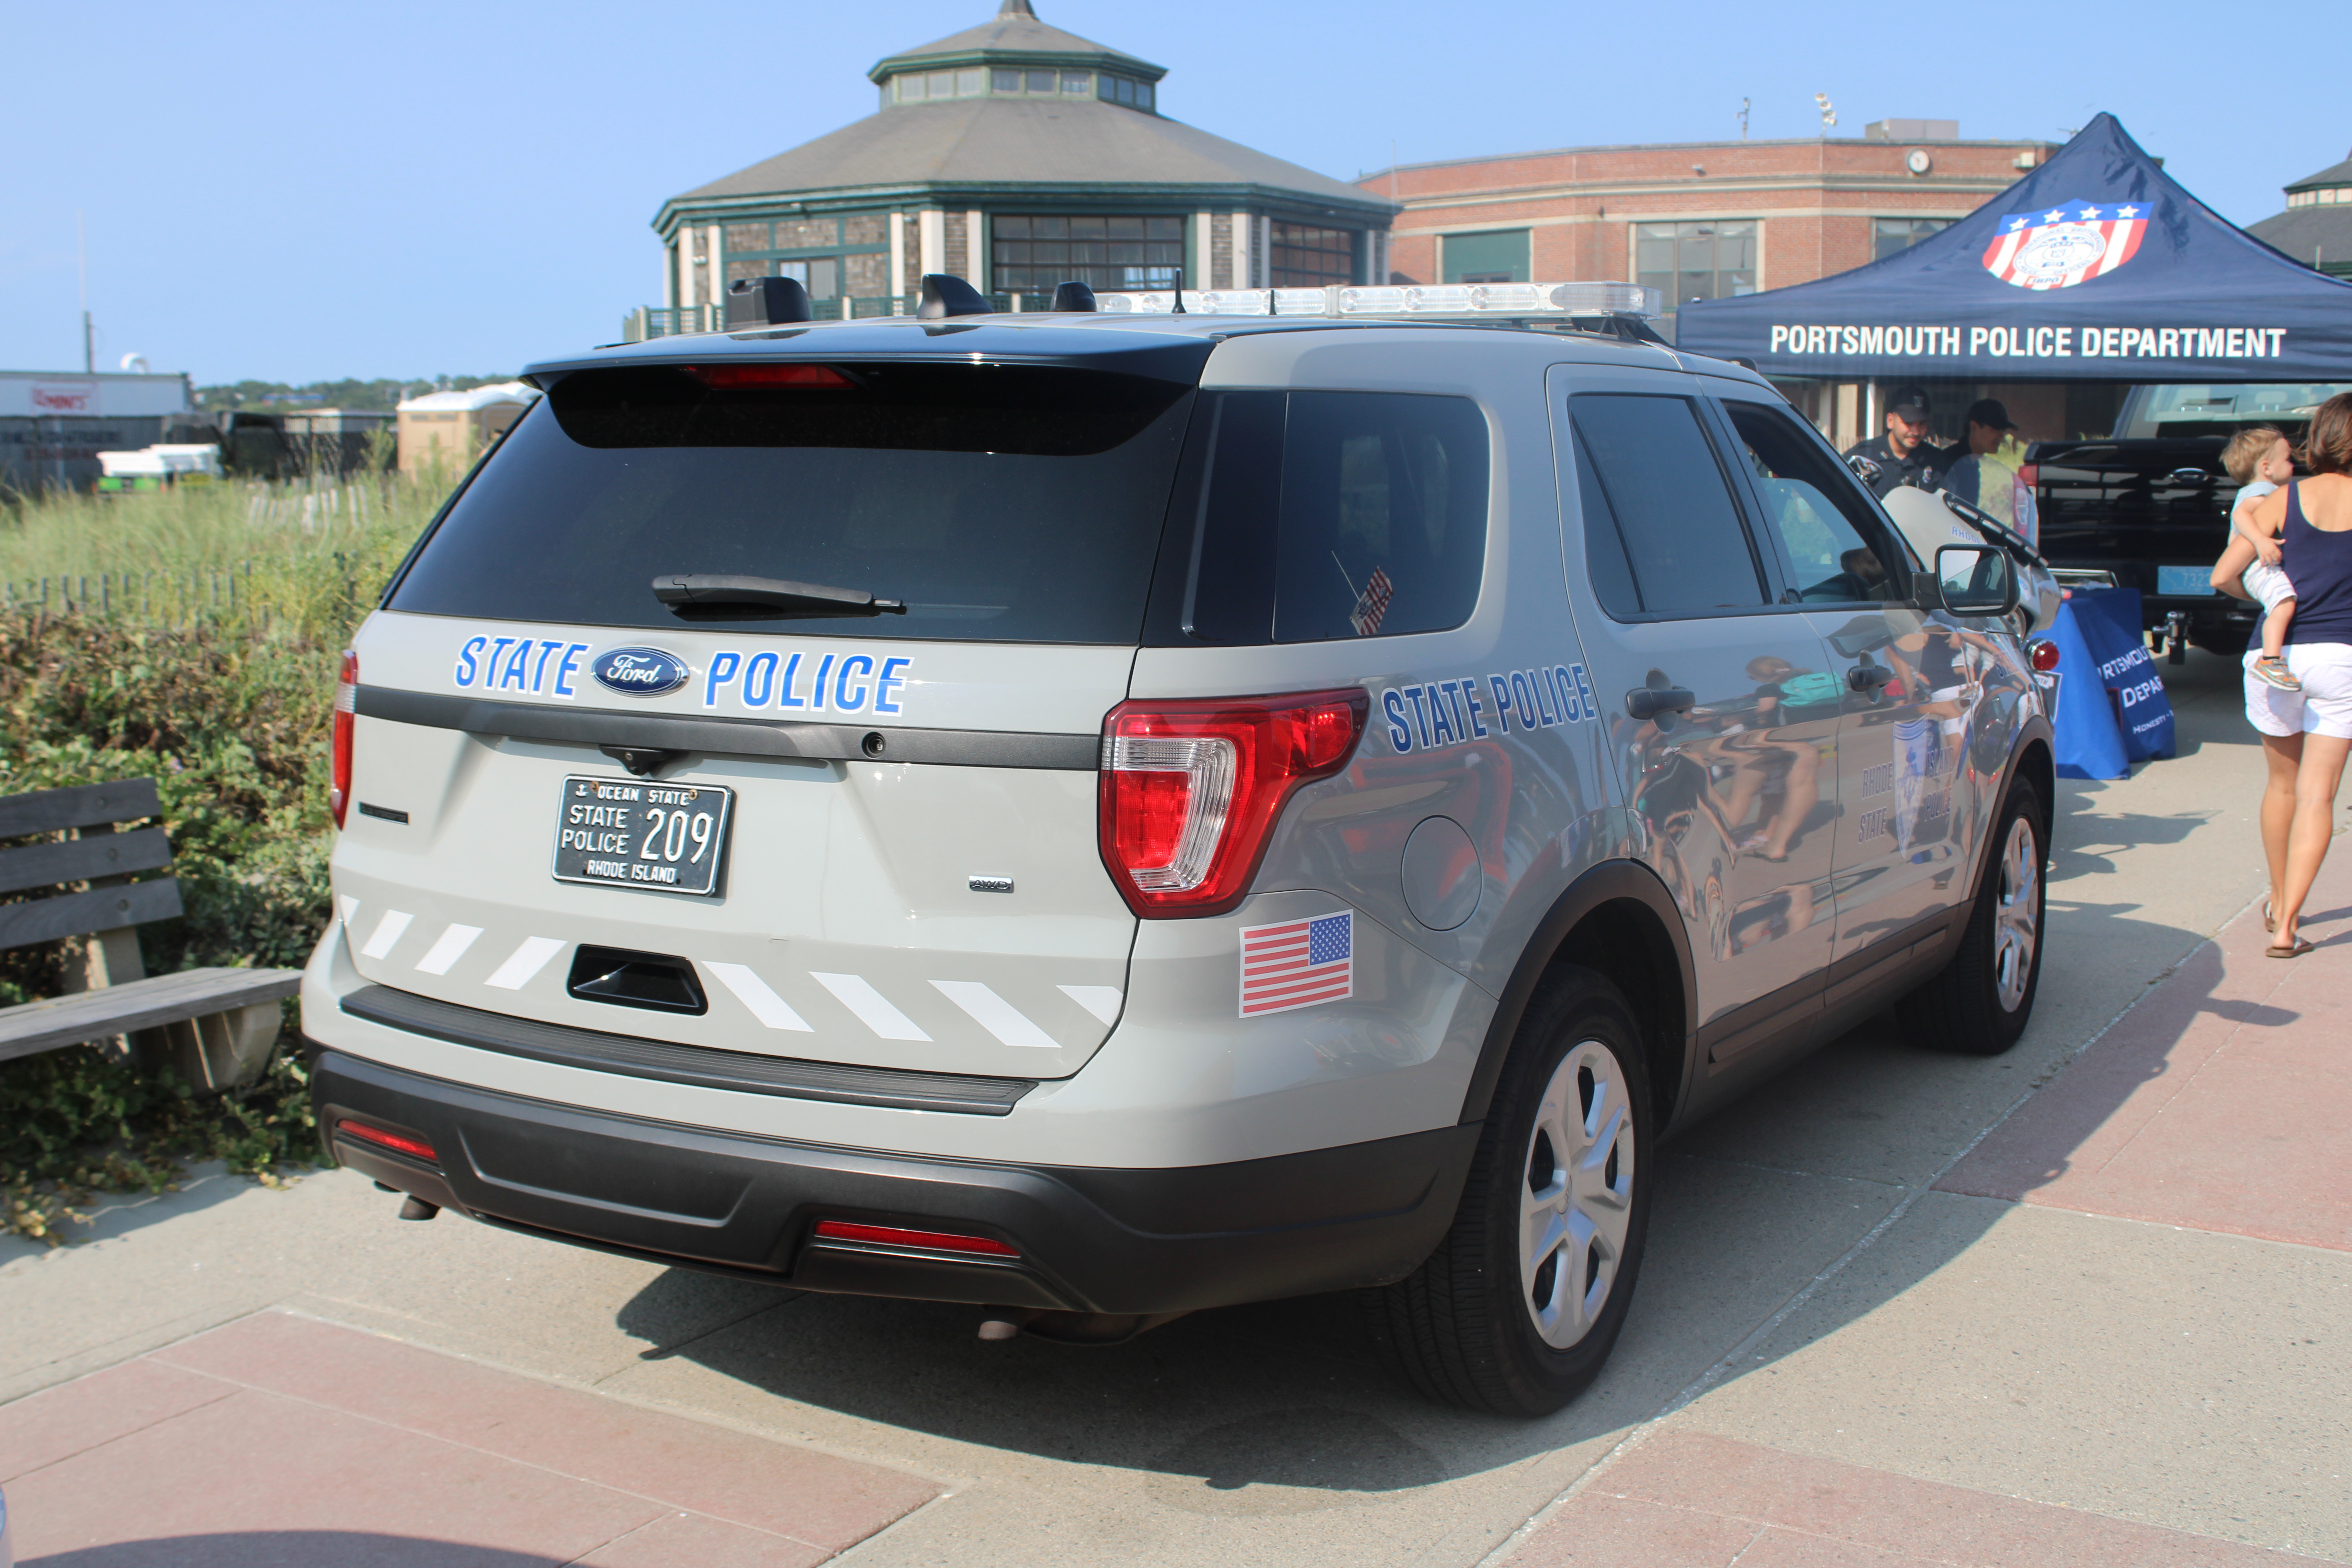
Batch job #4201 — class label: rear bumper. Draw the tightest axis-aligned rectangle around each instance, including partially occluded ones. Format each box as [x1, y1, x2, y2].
[311, 1047, 1478, 1316]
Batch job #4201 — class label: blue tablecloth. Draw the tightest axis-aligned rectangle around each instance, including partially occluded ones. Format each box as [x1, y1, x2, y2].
[2051, 587, 2176, 779]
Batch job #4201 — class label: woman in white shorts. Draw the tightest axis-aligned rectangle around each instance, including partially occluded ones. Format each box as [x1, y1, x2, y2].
[2213, 392, 2352, 956]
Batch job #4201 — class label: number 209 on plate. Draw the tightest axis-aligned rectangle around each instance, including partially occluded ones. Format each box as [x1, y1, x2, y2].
[550, 775, 734, 896]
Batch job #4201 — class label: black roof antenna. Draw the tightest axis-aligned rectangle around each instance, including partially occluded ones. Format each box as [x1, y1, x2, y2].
[918, 273, 991, 319]
[726, 276, 813, 327]
[1051, 280, 1097, 312]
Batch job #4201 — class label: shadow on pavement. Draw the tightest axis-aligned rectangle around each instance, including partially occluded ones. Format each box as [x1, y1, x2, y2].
[24, 1532, 556, 1566]
[0, 1163, 260, 1270]
[601, 654, 2259, 1502]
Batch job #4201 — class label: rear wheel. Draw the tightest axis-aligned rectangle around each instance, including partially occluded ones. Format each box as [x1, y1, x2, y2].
[1363, 967, 1652, 1416]
[1898, 781, 2045, 1055]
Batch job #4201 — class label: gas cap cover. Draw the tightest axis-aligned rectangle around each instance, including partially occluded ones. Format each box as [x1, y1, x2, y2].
[1401, 815, 1481, 931]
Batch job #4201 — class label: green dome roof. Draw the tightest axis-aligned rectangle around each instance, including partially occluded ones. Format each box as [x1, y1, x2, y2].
[867, 0, 1164, 87]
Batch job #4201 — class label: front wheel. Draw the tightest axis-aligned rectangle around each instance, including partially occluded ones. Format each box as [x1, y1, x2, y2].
[1899, 780, 2045, 1054]
[1362, 967, 1652, 1416]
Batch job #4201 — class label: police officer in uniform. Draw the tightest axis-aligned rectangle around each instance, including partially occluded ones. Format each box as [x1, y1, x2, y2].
[1844, 385, 1952, 498]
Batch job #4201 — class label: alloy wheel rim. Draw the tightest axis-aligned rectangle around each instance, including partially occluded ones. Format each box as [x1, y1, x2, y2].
[1520, 1040, 1636, 1349]
[1993, 815, 2040, 1012]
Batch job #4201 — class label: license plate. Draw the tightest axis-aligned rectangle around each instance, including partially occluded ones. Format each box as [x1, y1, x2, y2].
[2156, 565, 2218, 597]
[551, 776, 733, 896]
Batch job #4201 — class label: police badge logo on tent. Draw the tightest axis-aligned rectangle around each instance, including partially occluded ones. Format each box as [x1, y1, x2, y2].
[1982, 201, 2149, 290]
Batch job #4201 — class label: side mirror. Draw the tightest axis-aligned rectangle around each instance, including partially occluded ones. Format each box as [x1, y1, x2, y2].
[1846, 452, 1883, 485]
[1935, 544, 2018, 617]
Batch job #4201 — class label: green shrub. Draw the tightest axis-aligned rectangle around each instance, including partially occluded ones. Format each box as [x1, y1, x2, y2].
[0, 473, 444, 1241]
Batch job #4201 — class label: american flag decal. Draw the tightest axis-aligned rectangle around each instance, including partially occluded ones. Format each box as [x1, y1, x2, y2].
[1349, 568, 1394, 637]
[1981, 200, 2147, 290]
[1239, 910, 1353, 1016]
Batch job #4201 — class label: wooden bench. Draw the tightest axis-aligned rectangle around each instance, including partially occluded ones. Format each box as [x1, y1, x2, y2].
[0, 778, 304, 1090]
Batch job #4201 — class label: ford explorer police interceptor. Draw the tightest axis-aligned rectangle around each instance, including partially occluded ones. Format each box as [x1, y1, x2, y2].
[305, 278, 2055, 1416]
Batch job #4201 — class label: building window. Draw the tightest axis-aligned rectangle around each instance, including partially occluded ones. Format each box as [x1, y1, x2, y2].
[1873, 217, 1950, 260]
[1271, 223, 1355, 287]
[994, 214, 1183, 294]
[1636, 221, 1757, 312]
[1061, 71, 1091, 95]
[1441, 228, 1530, 284]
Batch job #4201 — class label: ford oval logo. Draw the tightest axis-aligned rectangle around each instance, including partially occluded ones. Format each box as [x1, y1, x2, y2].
[591, 647, 689, 697]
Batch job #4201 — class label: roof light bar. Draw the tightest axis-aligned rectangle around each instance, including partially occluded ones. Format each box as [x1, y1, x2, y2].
[1093, 281, 1663, 319]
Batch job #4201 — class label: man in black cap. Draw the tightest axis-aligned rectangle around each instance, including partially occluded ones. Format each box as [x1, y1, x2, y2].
[1955, 397, 2017, 460]
[1844, 385, 1950, 498]
[1939, 397, 2032, 534]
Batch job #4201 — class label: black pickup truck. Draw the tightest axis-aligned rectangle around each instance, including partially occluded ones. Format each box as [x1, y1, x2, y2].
[2030, 381, 2345, 659]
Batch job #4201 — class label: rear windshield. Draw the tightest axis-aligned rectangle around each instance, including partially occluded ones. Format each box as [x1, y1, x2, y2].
[387, 362, 1196, 644]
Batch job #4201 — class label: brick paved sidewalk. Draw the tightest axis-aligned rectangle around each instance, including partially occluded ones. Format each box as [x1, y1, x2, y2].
[1501, 837, 2352, 1567]
[0, 1311, 940, 1566]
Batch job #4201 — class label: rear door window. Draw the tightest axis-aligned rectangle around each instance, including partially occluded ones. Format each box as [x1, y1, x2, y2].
[386, 362, 1196, 644]
[1164, 391, 1489, 644]
[1568, 394, 1767, 618]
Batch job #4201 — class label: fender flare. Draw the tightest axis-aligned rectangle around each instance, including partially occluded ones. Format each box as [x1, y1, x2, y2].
[1456, 858, 1697, 1129]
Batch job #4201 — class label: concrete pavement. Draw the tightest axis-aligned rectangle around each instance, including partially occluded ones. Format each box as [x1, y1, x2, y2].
[3, 650, 2347, 1566]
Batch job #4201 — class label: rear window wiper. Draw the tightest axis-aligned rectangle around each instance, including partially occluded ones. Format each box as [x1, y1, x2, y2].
[652, 573, 907, 619]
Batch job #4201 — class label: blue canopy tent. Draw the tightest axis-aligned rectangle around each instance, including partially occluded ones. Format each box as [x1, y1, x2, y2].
[1676, 114, 2352, 381]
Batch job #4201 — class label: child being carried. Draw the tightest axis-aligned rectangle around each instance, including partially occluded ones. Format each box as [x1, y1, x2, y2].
[2225, 425, 2301, 691]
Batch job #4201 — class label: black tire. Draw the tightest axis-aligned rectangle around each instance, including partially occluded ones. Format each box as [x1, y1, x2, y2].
[1361, 966, 1653, 1416]
[1898, 780, 2046, 1055]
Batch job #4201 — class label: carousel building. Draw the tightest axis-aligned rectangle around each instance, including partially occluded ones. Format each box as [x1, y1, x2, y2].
[630, 1, 1397, 336]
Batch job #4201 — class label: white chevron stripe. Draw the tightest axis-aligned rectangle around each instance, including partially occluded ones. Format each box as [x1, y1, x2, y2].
[1057, 984, 1125, 1026]
[932, 980, 1057, 1048]
[359, 910, 413, 960]
[707, 962, 812, 1031]
[485, 936, 565, 990]
[812, 972, 930, 1041]
[336, 895, 359, 932]
[413, 924, 483, 976]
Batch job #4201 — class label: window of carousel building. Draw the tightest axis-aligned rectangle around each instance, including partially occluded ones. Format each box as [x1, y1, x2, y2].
[993, 215, 1184, 294]
[1271, 223, 1356, 288]
[722, 216, 892, 303]
[1874, 216, 1952, 261]
[1636, 220, 1757, 315]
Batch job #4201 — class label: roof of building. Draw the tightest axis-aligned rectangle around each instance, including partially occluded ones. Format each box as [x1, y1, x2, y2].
[666, 96, 1388, 217]
[868, 0, 1163, 83]
[659, 1, 1387, 226]
[2247, 205, 2352, 267]
[2285, 154, 2352, 193]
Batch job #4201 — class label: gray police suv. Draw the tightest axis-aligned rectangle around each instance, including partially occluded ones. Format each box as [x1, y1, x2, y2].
[305, 290, 2053, 1416]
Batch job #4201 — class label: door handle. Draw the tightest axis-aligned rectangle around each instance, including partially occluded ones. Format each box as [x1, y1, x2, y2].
[1847, 663, 1895, 692]
[1624, 686, 1697, 721]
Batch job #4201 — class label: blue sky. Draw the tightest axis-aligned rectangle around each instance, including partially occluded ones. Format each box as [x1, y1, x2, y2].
[1, 0, 2336, 384]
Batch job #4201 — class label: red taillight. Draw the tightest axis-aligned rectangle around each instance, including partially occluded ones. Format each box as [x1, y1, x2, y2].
[335, 1118, 437, 1163]
[330, 649, 358, 829]
[2027, 637, 2061, 672]
[1099, 690, 1368, 918]
[2017, 463, 2038, 492]
[688, 363, 853, 390]
[813, 1220, 1019, 1258]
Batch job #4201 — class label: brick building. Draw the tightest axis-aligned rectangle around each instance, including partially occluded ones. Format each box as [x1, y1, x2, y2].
[1361, 121, 2056, 338]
